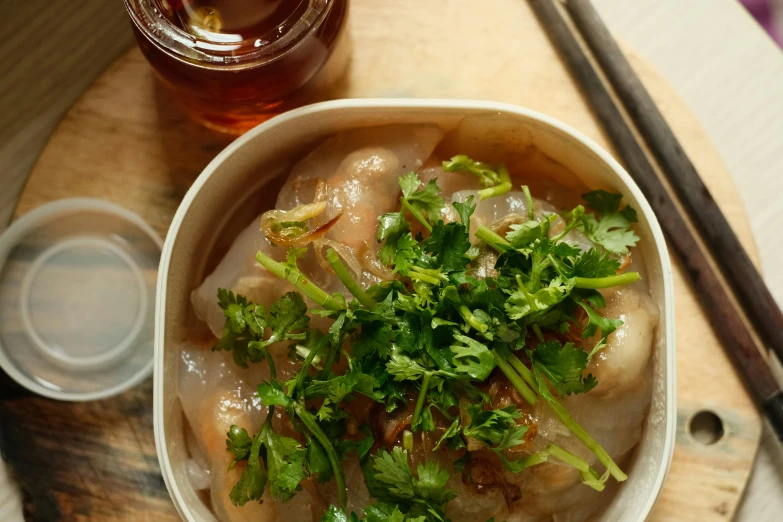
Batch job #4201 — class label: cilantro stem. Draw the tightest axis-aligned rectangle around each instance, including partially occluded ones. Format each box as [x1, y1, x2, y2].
[409, 266, 446, 285]
[541, 392, 627, 482]
[459, 305, 489, 333]
[522, 185, 534, 220]
[319, 331, 346, 381]
[478, 165, 512, 200]
[325, 248, 378, 311]
[511, 443, 588, 472]
[262, 349, 277, 380]
[506, 443, 606, 491]
[515, 450, 548, 469]
[550, 205, 585, 242]
[294, 404, 347, 507]
[475, 225, 513, 252]
[573, 272, 641, 289]
[289, 335, 331, 397]
[403, 430, 414, 451]
[409, 272, 441, 285]
[401, 197, 432, 233]
[256, 251, 345, 310]
[411, 372, 433, 432]
[546, 444, 590, 472]
[532, 324, 545, 342]
[491, 351, 538, 405]
[505, 353, 537, 390]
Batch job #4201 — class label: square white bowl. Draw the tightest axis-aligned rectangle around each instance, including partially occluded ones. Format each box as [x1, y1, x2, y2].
[154, 98, 676, 522]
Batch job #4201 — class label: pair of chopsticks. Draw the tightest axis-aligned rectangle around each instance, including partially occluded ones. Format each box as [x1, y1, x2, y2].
[529, 0, 783, 440]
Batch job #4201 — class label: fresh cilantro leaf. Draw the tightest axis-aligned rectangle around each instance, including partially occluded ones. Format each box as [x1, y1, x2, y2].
[306, 435, 334, 483]
[452, 195, 476, 226]
[413, 405, 436, 432]
[226, 425, 253, 469]
[442, 155, 501, 187]
[552, 241, 582, 258]
[571, 248, 621, 278]
[414, 459, 455, 503]
[530, 340, 596, 396]
[422, 219, 472, 273]
[578, 190, 639, 255]
[495, 424, 530, 452]
[432, 417, 462, 451]
[574, 295, 624, 339]
[320, 505, 361, 522]
[218, 288, 250, 332]
[215, 291, 310, 368]
[229, 431, 267, 506]
[353, 323, 395, 361]
[505, 276, 574, 320]
[378, 211, 411, 265]
[257, 379, 291, 408]
[373, 446, 416, 499]
[363, 503, 407, 522]
[306, 360, 377, 420]
[369, 447, 456, 520]
[262, 292, 310, 347]
[263, 428, 307, 502]
[214, 289, 262, 367]
[396, 313, 454, 373]
[392, 232, 421, 275]
[463, 404, 527, 450]
[386, 353, 430, 381]
[399, 172, 445, 222]
[582, 190, 623, 214]
[506, 220, 545, 249]
[450, 334, 495, 380]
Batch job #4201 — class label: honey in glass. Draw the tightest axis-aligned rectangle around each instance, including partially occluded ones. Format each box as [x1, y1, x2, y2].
[124, 0, 349, 133]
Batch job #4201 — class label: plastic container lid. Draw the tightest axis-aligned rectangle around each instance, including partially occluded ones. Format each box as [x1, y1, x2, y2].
[0, 199, 162, 401]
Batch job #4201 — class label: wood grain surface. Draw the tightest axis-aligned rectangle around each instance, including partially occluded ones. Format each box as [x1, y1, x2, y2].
[0, 0, 765, 520]
[0, 2, 134, 228]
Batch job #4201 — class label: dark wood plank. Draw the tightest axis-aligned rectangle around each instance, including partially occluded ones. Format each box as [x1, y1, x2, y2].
[0, 374, 178, 522]
[0, 1, 134, 227]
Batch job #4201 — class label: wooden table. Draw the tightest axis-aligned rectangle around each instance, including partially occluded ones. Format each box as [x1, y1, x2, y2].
[1, 1, 782, 521]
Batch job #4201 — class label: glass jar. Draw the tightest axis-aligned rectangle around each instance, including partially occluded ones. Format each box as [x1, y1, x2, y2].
[124, 0, 350, 134]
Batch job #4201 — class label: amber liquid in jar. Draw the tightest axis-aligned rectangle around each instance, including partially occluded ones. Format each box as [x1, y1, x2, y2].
[127, 0, 349, 133]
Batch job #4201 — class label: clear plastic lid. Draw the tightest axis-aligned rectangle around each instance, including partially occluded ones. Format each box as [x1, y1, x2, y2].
[0, 199, 162, 401]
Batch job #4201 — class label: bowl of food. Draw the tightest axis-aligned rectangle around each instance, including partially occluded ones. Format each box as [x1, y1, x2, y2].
[154, 99, 675, 522]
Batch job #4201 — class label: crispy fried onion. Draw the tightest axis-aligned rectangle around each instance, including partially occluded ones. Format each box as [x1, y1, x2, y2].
[313, 238, 363, 279]
[463, 456, 522, 507]
[489, 212, 528, 235]
[260, 201, 341, 247]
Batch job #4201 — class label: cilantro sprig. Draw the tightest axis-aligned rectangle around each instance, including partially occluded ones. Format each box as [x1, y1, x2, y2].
[443, 155, 512, 200]
[215, 170, 644, 519]
[577, 189, 639, 255]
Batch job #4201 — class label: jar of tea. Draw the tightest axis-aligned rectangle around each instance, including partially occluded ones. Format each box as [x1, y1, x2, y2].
[124, 0, 349, 134]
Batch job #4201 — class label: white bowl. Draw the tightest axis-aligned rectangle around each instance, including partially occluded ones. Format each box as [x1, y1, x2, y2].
[154, 99, 676, 522]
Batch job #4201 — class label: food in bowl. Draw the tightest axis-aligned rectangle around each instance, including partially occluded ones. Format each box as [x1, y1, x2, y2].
[178, 119, 658, 522]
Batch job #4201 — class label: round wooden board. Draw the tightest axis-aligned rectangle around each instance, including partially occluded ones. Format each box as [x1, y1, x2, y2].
[2, 1, 761, 520]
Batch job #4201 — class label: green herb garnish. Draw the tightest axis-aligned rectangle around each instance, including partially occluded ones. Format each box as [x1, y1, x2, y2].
[215, 168, 643, 520]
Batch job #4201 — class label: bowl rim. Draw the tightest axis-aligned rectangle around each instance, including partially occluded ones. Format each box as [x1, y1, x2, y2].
[154, 98, 676, 522]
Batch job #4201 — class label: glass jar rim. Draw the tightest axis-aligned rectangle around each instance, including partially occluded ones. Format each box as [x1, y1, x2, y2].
[124, 0, 334, 68]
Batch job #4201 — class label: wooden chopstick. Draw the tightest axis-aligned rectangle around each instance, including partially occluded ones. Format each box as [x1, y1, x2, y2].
[564, 0, 783, 376]
[528, 0, 783, 440]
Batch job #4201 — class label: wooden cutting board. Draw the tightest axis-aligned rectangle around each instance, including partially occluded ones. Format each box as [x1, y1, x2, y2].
[1, 1, 762, 520]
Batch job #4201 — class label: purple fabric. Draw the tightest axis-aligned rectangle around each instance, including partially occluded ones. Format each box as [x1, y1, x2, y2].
[740, 0, 782, 46]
